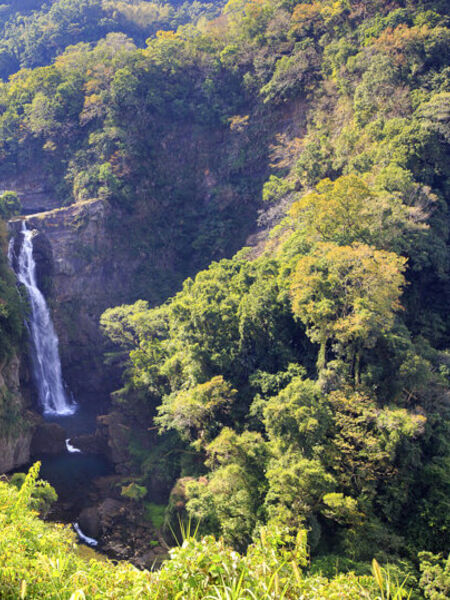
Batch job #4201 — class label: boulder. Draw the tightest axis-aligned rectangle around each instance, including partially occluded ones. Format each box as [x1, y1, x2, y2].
[98, 497, 125, 529]
[70, 432, 107, 455]
[96, 412, 131, 472]
[31, 422, 66, 455]
[78, 506, 101, 539]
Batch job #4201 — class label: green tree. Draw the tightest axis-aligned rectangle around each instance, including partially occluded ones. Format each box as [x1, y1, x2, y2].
[419, 552, 450, 600]
[9, 472, 57, 518]
[264, 450, 335, 531]
[263, 376, 331, 459]
[0, 191, 21, 219]
[290, 242, 407, 379]
[156, 376, 237, 449]
[289, 175, 416, 250]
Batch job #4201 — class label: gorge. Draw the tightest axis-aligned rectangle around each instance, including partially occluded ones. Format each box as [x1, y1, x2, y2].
[0, 1, 448, 597]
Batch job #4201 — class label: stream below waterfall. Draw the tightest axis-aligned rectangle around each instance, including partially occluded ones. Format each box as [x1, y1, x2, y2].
[35, 402, 113, 522]
[9, 221, 113, 545]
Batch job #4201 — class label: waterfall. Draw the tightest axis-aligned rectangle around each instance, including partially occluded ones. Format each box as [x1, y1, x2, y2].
[10, 221, 76, 416]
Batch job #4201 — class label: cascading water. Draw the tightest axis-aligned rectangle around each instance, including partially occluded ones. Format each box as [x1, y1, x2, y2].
[7, 221, 112, 551]
[10, 221, 76, 416]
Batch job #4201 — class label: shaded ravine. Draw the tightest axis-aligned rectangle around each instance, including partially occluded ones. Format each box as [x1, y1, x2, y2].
[9, 220, 112, 547]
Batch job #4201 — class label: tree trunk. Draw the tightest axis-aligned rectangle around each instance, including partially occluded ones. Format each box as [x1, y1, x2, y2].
[354, 350, 361, 385]
[317, 336, 327, 372]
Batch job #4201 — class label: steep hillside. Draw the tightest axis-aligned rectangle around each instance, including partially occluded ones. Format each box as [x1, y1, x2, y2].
[0, 14, 309, 395]
[0, 0, 448, 596]
[96, 0, 450, 570]
[0, 0, 225, 79]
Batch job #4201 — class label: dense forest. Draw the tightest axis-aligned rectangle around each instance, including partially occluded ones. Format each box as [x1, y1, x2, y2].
[0, 0, 225, 79]
[0, 0, 449, 597]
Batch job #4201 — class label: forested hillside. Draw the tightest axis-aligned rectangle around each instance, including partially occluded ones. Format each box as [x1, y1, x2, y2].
[100, 0, 450, 558]
[0, 0, 224, 79]
[0, 0, 449, 597]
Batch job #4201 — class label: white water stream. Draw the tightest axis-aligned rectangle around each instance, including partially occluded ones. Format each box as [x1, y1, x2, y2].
[65, 439, 82, 453]
[10, 222, 76, 416]
[73, 523, 98, 546]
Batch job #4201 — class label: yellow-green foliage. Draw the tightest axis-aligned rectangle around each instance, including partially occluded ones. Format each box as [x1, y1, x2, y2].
[0, 463, 418, 599]
[0, 0, 448, 594]
[145, 502, 166, 528]
[0, 464, 153, 599]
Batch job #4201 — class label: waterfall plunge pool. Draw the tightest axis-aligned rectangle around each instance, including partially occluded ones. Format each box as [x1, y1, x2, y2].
[34, 451, 113, 513]
[45, 398, 103, 436]
[38, 403, 113, 522]
[14, 401, 114, 543]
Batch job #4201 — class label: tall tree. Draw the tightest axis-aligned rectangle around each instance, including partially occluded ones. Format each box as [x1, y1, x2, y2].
[290, 242, 406, 380]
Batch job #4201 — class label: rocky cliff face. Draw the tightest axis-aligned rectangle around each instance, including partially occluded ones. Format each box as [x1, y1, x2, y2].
[10, 199, 133, 403]
[0, 352, 35, 473]
[0, 429, 33, 474]
[0, 168, 61, 215]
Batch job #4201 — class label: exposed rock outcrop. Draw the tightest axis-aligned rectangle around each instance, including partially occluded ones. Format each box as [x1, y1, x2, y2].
[0, 170, 60, 215]
[78, 506, 101, 539]
[71, 475, 168, 567]
[9, 200, 129, 403]
[0, 353, 37, 473]
[96, 411, 132, 472]
[70, 430, 108, 455]
[0, 429, 33, 474]
[31, 422, 66, 455]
